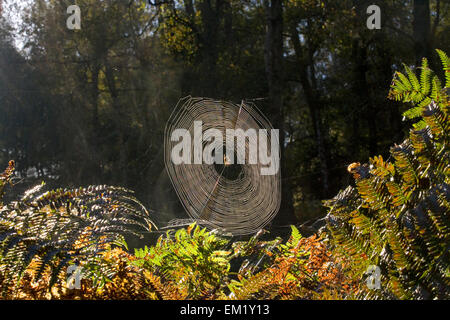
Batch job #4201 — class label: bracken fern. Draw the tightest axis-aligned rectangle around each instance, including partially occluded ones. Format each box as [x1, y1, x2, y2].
[325, 49, 449, 299]
[0, 163, 156, 297]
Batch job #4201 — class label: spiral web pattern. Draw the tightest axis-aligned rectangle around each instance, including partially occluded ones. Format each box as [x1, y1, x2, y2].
[164, 97, 281, 235]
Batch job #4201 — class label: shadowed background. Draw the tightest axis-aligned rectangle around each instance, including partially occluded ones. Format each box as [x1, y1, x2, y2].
[0, 0, 448, 235]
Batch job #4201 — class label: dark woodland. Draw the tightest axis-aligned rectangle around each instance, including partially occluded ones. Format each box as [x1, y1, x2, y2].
[0, 0, 448, 300]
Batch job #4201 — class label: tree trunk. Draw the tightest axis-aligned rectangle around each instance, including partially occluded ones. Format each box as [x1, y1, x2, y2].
[198, 0, 225, 97]
[264, 0, 295, 227]
[91, 64, 100, 129]
[289, 24, 330, 199]
[352, 40, 378, 156]
[413, 0, 432, 64]
[351, 1, 378, 157]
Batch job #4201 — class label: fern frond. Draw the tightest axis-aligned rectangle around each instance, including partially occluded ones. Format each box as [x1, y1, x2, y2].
[0, 182, 156, 297]
[420, 58, 432, 96]
[327, 50, 450, 299]
[436, 49, 450, 88]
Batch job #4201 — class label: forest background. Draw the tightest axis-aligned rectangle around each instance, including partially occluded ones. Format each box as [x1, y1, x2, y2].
[0, 0, 448, 233]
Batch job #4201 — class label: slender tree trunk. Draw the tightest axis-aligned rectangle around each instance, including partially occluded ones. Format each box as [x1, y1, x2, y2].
[264, 0, 295, 227]
[104, 59, 128, 184]
[224, 0, 233, 47]
[350, 1, 378, 156]
[91, 64, 100, 129]
[289, 25, 329, 198]
[184, 0, 194, 16]
[87, 62, 101, 184]
[413, 0, 432, 64]
[198, 0, 225, 97]
[353, 40, 378, 156]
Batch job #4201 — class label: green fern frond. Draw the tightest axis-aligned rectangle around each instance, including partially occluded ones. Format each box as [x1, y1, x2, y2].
[420, 58, 432, 96]
[436, 49, 450, 88]
[404, 64, 421, 92]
